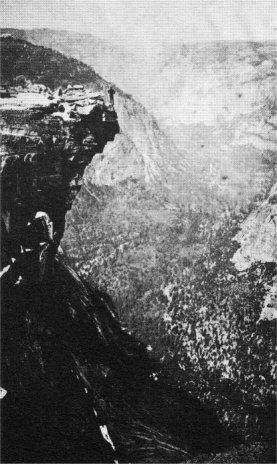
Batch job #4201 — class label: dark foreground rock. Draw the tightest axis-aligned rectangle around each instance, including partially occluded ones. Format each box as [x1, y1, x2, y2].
[2, 252, 237, 462]
[1, 255, 236, 463]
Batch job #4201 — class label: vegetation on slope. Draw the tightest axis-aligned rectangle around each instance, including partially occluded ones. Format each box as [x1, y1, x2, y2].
[63, 180, 276, 448]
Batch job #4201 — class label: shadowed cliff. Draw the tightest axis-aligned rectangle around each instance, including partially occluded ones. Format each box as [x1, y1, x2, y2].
[0, 36, 236, 463]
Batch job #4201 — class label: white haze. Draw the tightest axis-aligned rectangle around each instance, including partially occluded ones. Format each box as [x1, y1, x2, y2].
[1, 0, 277, 59]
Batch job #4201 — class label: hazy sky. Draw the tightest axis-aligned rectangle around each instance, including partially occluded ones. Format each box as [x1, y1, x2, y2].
[1, 0, 276, 55]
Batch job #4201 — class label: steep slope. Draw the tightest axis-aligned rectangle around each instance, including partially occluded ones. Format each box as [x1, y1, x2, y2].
[1, 36, 234, 463]
[87, 90, 197, 199]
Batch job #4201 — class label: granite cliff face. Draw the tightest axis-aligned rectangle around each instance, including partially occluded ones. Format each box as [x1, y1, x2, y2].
[232, 183, 277, 271]
[87, 91, 195, 199]
[232, 183, 277, 321]
[1, 36, 234, 463]
[0, 48, 121, 461]
[0, 85, 119, 269]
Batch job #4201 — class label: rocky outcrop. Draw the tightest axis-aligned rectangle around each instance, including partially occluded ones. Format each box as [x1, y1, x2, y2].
[232, 184, 277, 271]
[232, 183, 277, 320]
[0, 37, 234, 463]
[0, 85, 120, 462]
[0, 85, 119, 276]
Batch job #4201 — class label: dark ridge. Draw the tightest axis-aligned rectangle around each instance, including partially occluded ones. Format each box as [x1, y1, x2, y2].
[0, 34, 104, 90]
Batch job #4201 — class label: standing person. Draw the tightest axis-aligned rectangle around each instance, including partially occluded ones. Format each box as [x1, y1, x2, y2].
[108, 87, 115, 107]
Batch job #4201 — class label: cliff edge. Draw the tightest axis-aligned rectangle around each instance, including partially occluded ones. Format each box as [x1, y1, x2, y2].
[0, 36, 233, 463]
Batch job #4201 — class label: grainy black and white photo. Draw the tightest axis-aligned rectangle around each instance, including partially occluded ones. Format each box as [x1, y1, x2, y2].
[0, 1, 276, 462]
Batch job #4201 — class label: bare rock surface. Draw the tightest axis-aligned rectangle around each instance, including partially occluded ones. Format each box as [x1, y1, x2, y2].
[232, 183, 277, 320]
